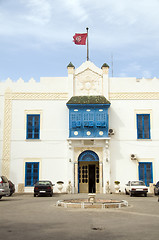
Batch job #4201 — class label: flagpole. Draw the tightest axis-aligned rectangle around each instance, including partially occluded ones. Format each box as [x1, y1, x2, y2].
[86, 27, 89, 61]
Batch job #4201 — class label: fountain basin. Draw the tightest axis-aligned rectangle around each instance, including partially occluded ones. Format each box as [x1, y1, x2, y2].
[56, 199, 128, 209]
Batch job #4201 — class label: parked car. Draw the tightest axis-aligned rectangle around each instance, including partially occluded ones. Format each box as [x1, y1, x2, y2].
[0, 176, 10, 199]
[154, 181, 159, 195]
[125, 180, 148, 197]
[34, 180, 54, 197]
[6, 180, 15, 196]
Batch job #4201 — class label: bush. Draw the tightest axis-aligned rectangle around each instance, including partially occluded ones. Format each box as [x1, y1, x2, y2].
[114, 181, 120, 185]
[57, 181, 64, 184]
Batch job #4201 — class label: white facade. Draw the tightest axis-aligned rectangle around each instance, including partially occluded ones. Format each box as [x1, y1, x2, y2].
[0, 61, 159, 193]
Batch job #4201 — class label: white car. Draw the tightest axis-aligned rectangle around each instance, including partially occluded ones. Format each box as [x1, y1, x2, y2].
[125, 180, 148, 197]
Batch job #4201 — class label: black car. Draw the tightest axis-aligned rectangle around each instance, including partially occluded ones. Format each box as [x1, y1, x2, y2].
[34, 180, 54, 197]
[154, 181, 159, 195]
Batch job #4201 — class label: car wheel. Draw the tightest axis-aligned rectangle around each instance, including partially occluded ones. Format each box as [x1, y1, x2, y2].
[34, 193, 37, 197]
[130, 192, 133, 197]
[6, 193, 13, 197]
[125, 189, 129, 195]
[50, 192, 53, 197]
[144, 193, 147, 197]
[154, 190, 158, 196]
[0, 196, 2, 199]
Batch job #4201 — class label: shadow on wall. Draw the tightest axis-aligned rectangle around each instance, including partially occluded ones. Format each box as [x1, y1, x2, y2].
[108, 106, 135, 190]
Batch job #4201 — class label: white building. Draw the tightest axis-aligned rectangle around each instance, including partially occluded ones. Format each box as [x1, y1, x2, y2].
[0, 60, 159, 193]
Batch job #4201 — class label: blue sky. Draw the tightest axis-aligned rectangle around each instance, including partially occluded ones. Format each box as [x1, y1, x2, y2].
[0, 0, 159, 81]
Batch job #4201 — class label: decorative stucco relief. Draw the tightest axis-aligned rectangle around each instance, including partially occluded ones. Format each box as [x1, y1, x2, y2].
[2, 90, 12, 177]
[11, 92, 68, 100]
[75, 69, 102, 96]
[109, 92, 159, 100]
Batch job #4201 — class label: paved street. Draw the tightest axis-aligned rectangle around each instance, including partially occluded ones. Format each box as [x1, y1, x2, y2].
[0, 193, 159, 240]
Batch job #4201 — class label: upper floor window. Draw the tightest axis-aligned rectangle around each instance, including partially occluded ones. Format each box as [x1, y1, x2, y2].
[137, 114, 150, 139]
[96, 112, 106, 127]
[27, 114, 40, 139]
[71, 113, 81, 128]
[83, 112, 94, 127]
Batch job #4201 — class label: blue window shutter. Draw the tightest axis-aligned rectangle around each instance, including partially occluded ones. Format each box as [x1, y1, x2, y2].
[137, 114, 143, 139]
[139, 163, 145, 182]
[76, 121, 81, 127]
[137, 114, 150, 139]
[146, 163, 152, 186]
[139, 162, 153, 186]
[27, 114, 40, 139]
[72, 121, 76, 128]
[25, 162, 39, 186]
[143, 115, 150, 139]
[76, 113, 81, 127]
[88, 121, 94, 127]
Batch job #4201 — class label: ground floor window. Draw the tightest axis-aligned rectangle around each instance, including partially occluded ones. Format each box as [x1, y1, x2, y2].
[25, 162, 39, 186]
[139, 162, 153, 186]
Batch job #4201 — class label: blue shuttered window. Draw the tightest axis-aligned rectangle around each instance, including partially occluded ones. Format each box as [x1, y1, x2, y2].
[71, 113, 81, 128]
[96, 113, 106, 127]
[83, 113, 94, 127]
[27, 114, 40, 139]
[139, 162, 153, 186]
[137, 114, 150, 139]
[25, 162, 39, 186]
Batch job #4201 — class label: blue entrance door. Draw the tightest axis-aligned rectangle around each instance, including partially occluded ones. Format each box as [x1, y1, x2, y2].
[139, 162, 153, 186]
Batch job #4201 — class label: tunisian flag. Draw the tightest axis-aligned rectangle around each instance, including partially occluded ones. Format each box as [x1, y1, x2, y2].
[73, 33, 87, 45]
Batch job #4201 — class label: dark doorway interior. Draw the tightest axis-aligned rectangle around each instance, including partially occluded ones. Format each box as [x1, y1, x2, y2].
[89, 165, 95, 193]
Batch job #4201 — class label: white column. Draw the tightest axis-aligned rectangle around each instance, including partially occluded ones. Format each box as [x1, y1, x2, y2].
[99, 162, 103, 193]
[67, 140, 74, 193]
[67, 65, 75, 98]
[103, 140, 110, 193]
[102, 65, 109, 100]
[74, 162, 78, 193]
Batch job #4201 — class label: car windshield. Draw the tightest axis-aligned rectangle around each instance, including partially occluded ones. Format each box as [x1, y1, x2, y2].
[37, 181, 51, 185]
[131, 181, 145, 186]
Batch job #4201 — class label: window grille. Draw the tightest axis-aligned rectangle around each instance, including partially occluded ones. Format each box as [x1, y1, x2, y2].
[96, 167, 99, 183]
[81, 166, 88, 183]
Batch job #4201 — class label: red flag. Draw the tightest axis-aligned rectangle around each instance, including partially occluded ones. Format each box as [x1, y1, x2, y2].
[73, 33, 87, 45]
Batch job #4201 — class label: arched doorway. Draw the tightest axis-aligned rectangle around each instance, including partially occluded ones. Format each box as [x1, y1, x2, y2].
[78, 150, 99, 193]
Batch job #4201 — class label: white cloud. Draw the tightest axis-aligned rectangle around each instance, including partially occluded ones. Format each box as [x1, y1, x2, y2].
[60, 0, 89, 22]
[119, 62, 153, 78]
[141, 70, 152, 78]
[20, 0, 52, 24]
[0, 0, 159, 79]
